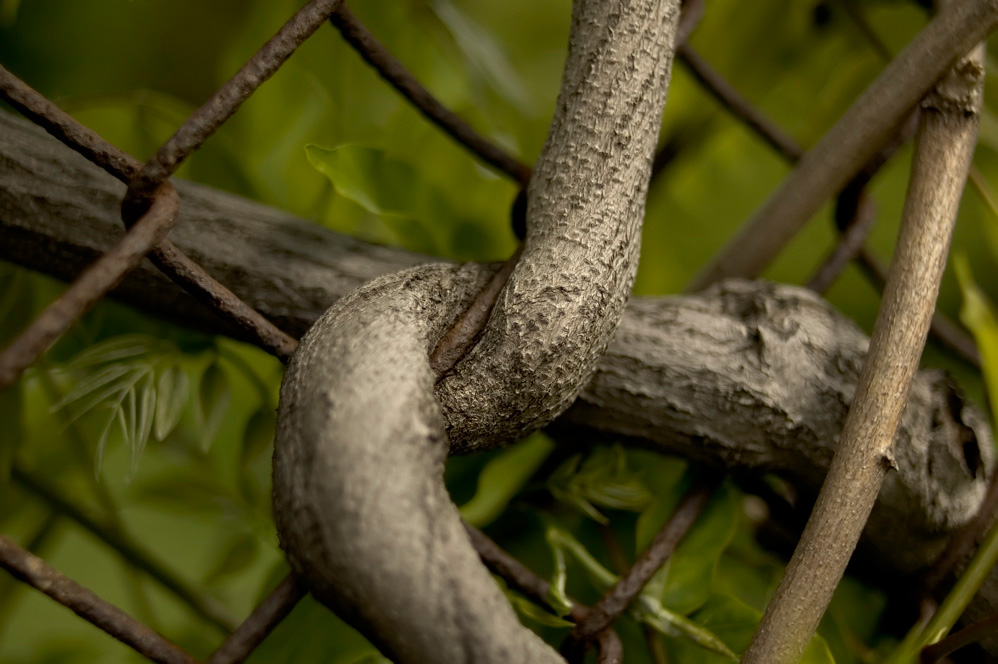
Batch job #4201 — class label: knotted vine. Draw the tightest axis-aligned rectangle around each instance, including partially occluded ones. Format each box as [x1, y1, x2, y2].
[272, 0, 680, 661]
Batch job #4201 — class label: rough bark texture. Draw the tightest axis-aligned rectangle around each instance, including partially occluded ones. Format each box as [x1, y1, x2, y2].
[0, 109, 991, 570]
[2, 109, 997, 652]
[272, 0, 679, 661]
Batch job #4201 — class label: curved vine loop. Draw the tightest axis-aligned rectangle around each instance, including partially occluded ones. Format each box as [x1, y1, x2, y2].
[272, 0, 680, 661]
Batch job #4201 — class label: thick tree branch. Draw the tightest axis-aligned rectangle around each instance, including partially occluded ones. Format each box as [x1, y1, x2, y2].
[0, 109, 990, 575]
[0, 61, 298, 362]
[271, 1, 681, 662]
[741, 33, 986, 664]
[688, 0, 998, 290]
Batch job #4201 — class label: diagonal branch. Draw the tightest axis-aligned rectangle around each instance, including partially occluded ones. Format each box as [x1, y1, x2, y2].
[676, 46, 803, 162]
[0, 535, 201, 664]
[688, 0, 998, 290]
[740, 33, 986, 664]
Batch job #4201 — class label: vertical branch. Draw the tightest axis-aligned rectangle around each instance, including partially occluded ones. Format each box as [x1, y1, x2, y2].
[740, 33, 985, 664]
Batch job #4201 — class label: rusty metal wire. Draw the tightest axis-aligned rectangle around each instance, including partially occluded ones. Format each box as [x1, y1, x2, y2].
[0, 535, 200, 664]
[123, 0, 346, 216]
[677, 45, 803, 162]
[0, 180, 179, 391]
[563, 473, 721, 657]
[0, 66, 299, 362]
[329, 4, 532, 185]
[209, 574, 306, 664]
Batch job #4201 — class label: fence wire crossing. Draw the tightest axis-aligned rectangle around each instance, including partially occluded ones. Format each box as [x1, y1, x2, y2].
[0, 0, 976, 663]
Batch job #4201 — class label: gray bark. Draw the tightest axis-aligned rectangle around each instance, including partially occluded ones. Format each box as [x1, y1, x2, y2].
[273, 0, 679, 661]
[0, 100, 995, 655]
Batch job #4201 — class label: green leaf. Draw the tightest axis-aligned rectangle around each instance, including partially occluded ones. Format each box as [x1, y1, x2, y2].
[544, 527, 573, 617]
[239, 406, 278, 505]
[667, 595, 835, 664]
[507, 594, 574, 628]
[197, 362, 231, 452]
[241, 407, 277, 464]
[132, 372, 156, 474]
[429, 0, 532, 113]
[154, 364, 189, 441]
[634, 597, 738, 661]
[305, 144, 453, 253]
[955, 256, 998, 407]
[548, 446, 654, 524]
[660, 485, 739, 615]
[52, 363, 136, 414]
[205, 531, 260, 585]
[545, 521, 745, 661]
[459, 434, 554, 527]
[66, 334, 162, 370]
[93, 403, 121, 476]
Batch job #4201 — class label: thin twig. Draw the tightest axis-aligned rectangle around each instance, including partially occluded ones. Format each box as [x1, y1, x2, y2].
[329, 4, 531, 185]
[0, 66, 298, 361]
[123, 0, 345, 213]
[834, 0, 894, 62]
[740, 35, 985, 664]
[11, 466, 239, 633]
[0, 512, 61, 629]
[0, 535, 201, 664]
[806, 111, 919, 293]
[647, 0, 708, 180]
[209, 573, 306, 664]
[566, 474, 720, 647]
[920, 612, 998, 663]
[687, 0, 998, 290]
[676, 45, 803, 162]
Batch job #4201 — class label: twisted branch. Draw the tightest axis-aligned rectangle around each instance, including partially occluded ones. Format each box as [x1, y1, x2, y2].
[272, 1, 680, 661]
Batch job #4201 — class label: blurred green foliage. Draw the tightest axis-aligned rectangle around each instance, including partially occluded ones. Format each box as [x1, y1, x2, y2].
[2, 0, 998, 662]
